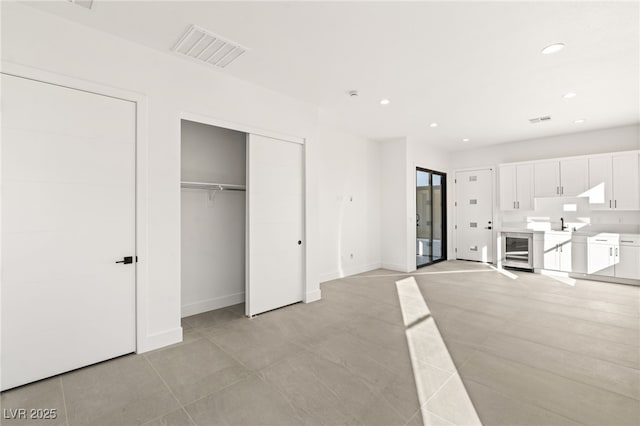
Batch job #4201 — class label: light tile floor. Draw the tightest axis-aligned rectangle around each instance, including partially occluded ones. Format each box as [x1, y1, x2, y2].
[1, 260, 639, 426]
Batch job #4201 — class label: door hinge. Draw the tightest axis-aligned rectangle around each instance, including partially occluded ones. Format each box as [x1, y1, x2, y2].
[455, 248, 457, 252]
[455, 179, 457, 184]
[455, 201, 457, 207]
[455, 225, 457, 230]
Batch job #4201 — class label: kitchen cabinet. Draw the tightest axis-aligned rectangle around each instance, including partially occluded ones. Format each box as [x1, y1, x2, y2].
[542, 232, 572, 272]
[587, 234, 618, 276]
[499, 163, 533, 211]
[588, 153, 640, 210]
[571, 235, 587, 274]
[534, 158, 588, 198]
[616, 236, 640, 280]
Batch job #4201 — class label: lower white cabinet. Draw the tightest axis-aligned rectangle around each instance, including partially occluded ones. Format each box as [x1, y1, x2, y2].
[586, 234, 640, 280]
[542, 233, 572, 272]
[616, 237, 640, 279]
[571, 239, 587, 274]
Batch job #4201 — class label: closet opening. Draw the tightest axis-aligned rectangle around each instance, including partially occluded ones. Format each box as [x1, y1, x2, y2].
[416, 167, 447, 268]
[181, 119, 247, 318]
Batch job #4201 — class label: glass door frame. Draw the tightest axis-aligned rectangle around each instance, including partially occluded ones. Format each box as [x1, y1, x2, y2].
[416, 167, 447, 268]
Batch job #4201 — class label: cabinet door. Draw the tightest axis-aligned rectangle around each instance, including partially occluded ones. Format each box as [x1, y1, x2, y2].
[561, 158, 589, 197]
[543, 237, 560, 271]
[516, 164, 534, 210]
[558, 240, 572, 272]
[571, 242, 587, 274]
[499, 165, 516, 210]
[615, 245, 640, 279]
[588, 156, 612, 210]
[587, 243, 615, 276]
[534, 161, 560, 197]
[612, 153, 640, 210]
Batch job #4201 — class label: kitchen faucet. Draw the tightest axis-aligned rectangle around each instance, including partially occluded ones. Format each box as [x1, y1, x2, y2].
[560, 217, 568, 231]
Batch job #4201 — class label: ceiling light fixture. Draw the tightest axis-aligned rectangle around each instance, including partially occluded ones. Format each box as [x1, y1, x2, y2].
[348, 90, 359, 97]
[380, 99, 390, 105]
[563, 92, 577, 99]
[541, 43, 565, 55]
[462, 138, 470, 142]
[574, 119, 585, 124]
[429, 122, 438, 128]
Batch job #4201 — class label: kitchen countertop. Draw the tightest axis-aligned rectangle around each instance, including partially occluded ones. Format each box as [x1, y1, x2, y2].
[499, 223, 640, 237]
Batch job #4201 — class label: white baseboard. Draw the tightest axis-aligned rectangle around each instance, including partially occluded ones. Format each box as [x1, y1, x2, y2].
[319, 271, 340, 283]
[304, 289, 322, 303]
[181, 292, 245, 318]
[319, 262, 384, 284]
[381, 262, 408, 273]
[137, 326, 183, 353]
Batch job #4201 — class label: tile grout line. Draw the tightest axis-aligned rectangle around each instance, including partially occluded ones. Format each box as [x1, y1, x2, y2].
[421, 275, 640, 320]
[424, 294, 640, 343]
[461, 376, 590, 426]
[423, 281, 640, 325]
[468, 343, 640, 401]
[141, 354, 199, 426]
[58, 377, 70, 426]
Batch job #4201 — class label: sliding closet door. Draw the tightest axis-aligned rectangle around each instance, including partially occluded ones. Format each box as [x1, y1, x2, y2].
[246, 134, 304, 316]
[1, 74, 136, 390]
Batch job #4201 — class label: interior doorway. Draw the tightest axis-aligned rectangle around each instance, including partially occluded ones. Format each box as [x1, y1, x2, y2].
[416, 167, 447, 268]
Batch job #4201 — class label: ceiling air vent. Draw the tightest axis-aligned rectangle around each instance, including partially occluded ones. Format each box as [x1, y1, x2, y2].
[529, 115, 552, 124]
[66, 0, 93, 9]
[173, 25, 247, 69]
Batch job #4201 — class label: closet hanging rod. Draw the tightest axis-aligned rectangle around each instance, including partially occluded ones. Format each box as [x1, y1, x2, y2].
[180, 181, 246, 191]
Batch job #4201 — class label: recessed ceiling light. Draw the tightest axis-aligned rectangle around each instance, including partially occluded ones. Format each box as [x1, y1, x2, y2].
[574, 119, 585, 124]
[380, 99, 390, 105]
[541, 43, 565, 55]
[429, 122, 438, 128]
[462, 138, 470, 142]
[563, 92, 577, 99]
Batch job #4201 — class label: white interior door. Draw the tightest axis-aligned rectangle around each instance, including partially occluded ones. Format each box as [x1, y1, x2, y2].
[456, 169, 493, 262]
[246, 134, 304, 316]
[1, 74, 136, 390]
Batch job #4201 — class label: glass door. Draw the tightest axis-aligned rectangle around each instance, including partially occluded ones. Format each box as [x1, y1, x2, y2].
[417, 168, 447, 268]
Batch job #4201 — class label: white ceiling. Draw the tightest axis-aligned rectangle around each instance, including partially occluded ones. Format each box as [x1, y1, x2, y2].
[27, 1, 640, 150]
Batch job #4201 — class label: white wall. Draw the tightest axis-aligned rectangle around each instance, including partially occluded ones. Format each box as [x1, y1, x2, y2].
[452, 124, 640, 169]
[379, 137, 453, 272]
[181, 121, 246, 317]
[406, 138, 453, 267]
[316, 113, 382, 282]
[1, 2, 319, 351]
[380, 139, 408, 271]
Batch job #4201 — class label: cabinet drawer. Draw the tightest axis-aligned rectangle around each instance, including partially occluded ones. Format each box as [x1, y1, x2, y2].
[588, 234, 620, 245]
[619, 235, 640, 246]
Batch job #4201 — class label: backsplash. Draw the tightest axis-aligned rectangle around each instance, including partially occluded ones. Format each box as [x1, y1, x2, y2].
[500, 197, 640, 231]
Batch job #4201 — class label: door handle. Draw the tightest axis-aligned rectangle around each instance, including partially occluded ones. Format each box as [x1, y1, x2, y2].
[615, 247, 618, 257]
[484, 226, 492, 229]
[115, 256, 136, 264]
[609, 200, 612, 208]
[609, 247, 612, 256]
[614, 200, 617, 208]
[556, 186, 559, 194]
[298, 240, 302, 245]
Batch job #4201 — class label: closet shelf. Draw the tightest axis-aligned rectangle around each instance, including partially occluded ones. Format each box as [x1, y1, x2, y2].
[181, 181, 246, 191]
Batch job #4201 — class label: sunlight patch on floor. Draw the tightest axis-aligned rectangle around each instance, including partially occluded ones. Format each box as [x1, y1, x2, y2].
[396, 276, 482, 425]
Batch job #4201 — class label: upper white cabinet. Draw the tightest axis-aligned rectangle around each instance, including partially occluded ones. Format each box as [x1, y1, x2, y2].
[500, 150, 639, 211]
[588, 152, 640, 210]
[534, 158, 588, 198]
[561, 158, 590, 197]
[499, 163, 533, 211]
[534, 161, 560, 197]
